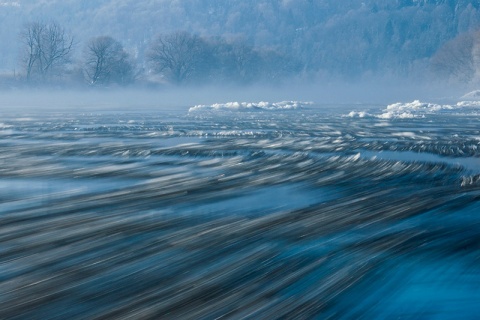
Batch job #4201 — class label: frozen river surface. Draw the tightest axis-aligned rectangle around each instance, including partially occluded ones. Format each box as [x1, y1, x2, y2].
[1, 100, 480, 319]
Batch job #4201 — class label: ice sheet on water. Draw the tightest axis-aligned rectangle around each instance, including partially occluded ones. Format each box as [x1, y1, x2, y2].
[188, 101, 312, 112]
[456, 100, 480, 107]
[379, 100, 452, 118]
[347, 99, 480, 119]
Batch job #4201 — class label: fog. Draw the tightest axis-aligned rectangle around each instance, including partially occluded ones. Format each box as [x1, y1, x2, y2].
[0, 79, 467, 113]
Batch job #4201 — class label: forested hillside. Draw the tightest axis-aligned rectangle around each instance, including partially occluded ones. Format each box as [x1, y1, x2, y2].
[1, 0, 480, 86]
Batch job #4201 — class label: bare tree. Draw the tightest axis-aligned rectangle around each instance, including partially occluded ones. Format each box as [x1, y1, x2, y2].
[83, 36, 135, 85]
[41, 22, 74, 77]
[21, 21, 74, 81]
[147, 31, 212, 84]
[22, 22, 44, 80]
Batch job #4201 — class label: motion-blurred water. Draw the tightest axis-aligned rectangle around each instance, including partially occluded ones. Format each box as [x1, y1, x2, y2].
[1, 102, 479, 319]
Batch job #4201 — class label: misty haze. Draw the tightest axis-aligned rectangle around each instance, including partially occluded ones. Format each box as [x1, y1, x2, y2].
[1, 1, 480, 319]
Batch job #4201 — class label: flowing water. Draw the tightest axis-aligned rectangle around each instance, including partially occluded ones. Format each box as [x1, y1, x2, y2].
[1, 100, 479, 319]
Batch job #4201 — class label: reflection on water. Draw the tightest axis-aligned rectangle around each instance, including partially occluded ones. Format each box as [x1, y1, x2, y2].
[0, 107, 479, 318]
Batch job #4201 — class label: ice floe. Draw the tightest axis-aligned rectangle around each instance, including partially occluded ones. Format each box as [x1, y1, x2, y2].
[347, 99, 480, 119]
[188, 101, 312, 112]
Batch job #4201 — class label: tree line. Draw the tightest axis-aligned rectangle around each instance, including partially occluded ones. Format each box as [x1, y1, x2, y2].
[10, 21, 300, 88]
[2, 1, 480, 87]
[2, 0, 480, 89]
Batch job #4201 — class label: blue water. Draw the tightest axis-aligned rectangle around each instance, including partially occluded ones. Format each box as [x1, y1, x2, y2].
[0, 104, 479, 318]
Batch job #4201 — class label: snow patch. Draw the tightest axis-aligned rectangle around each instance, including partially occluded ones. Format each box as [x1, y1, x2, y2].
[460, 90, 480, 100]
[189, 101, 312, 112]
